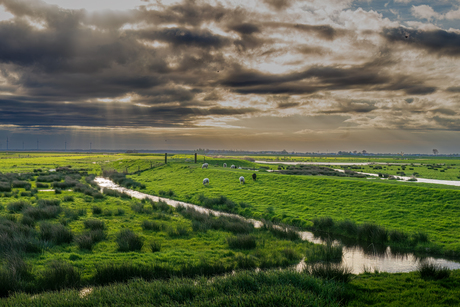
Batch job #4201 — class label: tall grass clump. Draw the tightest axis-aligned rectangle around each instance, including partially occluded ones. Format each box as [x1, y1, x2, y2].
[150, 240, 161, 253]
[418, 261, 450, 280]
[305, 240, 343, 263]
[307, 263, 352, 283]
[37, 260, 81, 291]
[92, 206, 102, 215]
[357, 223, 388, 243]
[116, 229, 143, 252]
[159, 189, 176, 197]
[7, 200, 29, 213]
[263, 222, 300, 241]
[312, 216, 334, 230]
[39, 222, 73, 245]
[142, 220, 161, 231]
[337, 219, 358, 236]
[227, 235, 257, 249]
[84, 219, 105, 230]
[75, 229, 106, 250]
[0, 182, 11, 192]
[197, 194, 238, 213]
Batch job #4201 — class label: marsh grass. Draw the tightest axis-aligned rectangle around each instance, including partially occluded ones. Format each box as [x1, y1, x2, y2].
[38, 260, 81, 291]
[307, 263, 352, 283]
[39, 222, 73, 245]
[142, 220, 162, 231]
[305, 240, 343, 263]
[83, 219, 105, 230]
[150, 240, 161, 252]
[227, 235, 257, 249]
[418, 261, 450, 280]
[116, 229, 143, 252]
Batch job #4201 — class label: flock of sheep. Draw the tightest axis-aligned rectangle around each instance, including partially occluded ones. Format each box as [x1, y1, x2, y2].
[202, 163, 256, 185]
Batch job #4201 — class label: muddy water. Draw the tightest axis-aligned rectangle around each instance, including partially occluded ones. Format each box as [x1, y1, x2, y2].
[94, 177, 460, 274]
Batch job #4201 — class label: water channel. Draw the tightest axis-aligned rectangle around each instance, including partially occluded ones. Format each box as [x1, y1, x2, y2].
[95, 177, 460, 274]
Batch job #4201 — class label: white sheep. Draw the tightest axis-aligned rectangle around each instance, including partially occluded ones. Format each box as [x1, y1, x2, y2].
[223, 163, 227, 167]
[202, 163, 209, 169]
[231, 165, 236, 169]
[239, 176, 245, 184]
[203, 178, 209, 185]
[238, 166, 242, 169]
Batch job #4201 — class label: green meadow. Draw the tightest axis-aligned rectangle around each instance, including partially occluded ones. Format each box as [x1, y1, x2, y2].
[1, 152, 460, 305]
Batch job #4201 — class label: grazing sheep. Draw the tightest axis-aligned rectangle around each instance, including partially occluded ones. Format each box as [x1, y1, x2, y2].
[239, 176, 245, 184]
[202, 163, 209, 169]
[223, 163, 227, 167]
[231, 165, 236, 169]
[252, 173, 257, 181]
[238, 166, 242, 169]
[203, 178, 209, 185]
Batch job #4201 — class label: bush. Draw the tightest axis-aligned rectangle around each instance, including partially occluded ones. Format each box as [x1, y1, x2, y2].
[92, 206, 102, 215]
[75, 230, 106, 250]
[63, 195, 74, 202]
[40, 222, 73, 245]
[36, 182, 49, 188]
[418, 261, 450, 280]
[115, 208, 125, 216]
[37, 199, 60, 207]
[307, 263, 352, 283]
[227, 235, 257, 249]
[116, 229, 143, 252]
[12, 181, 31, 189]
[312, 217, 334, 230]
[389, 230, 409, 243]
[23, 205, 62, 221]
[38, 261, 81, 291]
[150, 241, 161, 253]
[305, 240, 343, 263]
[142, 220, 161, 231]
[357, 223, 388, 243]
[7, 200, 29, 213]
[54, 188, 62, 194]
[84, 219, 105, 230]
[0, 182, 11, 192]
[158, 189, 175, 197]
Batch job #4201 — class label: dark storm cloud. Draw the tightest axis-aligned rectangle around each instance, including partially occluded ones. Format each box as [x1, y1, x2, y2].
[447, 86, 460, 93]
[228, 23, 260, 35]
[432, 116, 460, 130]
[277, 102, 300, 109]
[320, 100, 377, 114]
[430, 108, 457, 116]
[383, 27, 460, 57]
[262, 0, 293, 11]
[137, 27, 230, 49]
[220, 63, 436, 95]
[0, 99, 260, 127]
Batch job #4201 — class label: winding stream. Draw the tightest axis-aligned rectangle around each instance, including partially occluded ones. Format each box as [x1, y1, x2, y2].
[95, 177, 460, 274]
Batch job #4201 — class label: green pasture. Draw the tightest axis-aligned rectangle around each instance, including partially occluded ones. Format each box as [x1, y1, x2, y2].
[122, 160, 460, 254]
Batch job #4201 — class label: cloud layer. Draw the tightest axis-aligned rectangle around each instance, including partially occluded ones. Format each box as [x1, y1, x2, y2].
[0, 0, 459, 152]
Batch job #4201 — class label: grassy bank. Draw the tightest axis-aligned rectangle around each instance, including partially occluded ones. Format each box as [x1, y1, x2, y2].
[125, 161, 460, 254]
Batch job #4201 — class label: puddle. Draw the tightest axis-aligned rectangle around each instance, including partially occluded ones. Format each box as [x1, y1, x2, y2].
[94, 177, 460, 274]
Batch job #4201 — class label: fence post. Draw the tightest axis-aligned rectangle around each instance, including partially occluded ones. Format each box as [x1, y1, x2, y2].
[194, 153, 197, 163]
[165, 153, 167, 164]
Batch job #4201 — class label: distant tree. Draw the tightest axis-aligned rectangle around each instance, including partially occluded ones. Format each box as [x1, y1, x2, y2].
[433, 149, 439, 155]
[362, 150, 367, 155]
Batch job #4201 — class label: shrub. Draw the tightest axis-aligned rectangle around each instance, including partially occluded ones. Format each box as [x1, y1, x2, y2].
[131, 203, 145, 213]
[116, 229, 143, 252]
[227, 235, 257, 249]
[63, 196, 74, 202]
[312, 217, 334, 230]
[337, 220, 358, 236]
[7, 200, 29, 213]
[64, 208, 86, 220]
[23, 205, 62, 221]
[84, 219, 105, 230]
[40, 222, 73, 245]
[0, 182, 11, 192]
[159, 189, 175, 197]
[389, 230, 409, 243]
[54, 188, 62, 194]
[38, 261, 81, 291]
[36, 182, 49, 188]
[75, 234, 94, 250]
[418, 261, 450, 280]
[142, 220, 161, 231]
[115, 208, 125, 216]
[167, 226, 189, 237]
[92, 206, 102, 215]
[282, 248, 300, 261]
[37, 199, 60, 207]
[357, 223, 388, 243]
[102, 209, 113, 216]
[307, 263, 352, 283]
[12, 181, 31, 189]
[150, 241, 161, 253]
[305, 240, 343, 263]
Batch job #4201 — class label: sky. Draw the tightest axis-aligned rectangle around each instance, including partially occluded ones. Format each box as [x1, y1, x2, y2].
[0, 0, 459, 153]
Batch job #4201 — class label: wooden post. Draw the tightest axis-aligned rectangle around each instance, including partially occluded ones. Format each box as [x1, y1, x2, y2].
[165, 153, 167, 164]
[194, 153, 197, 163]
